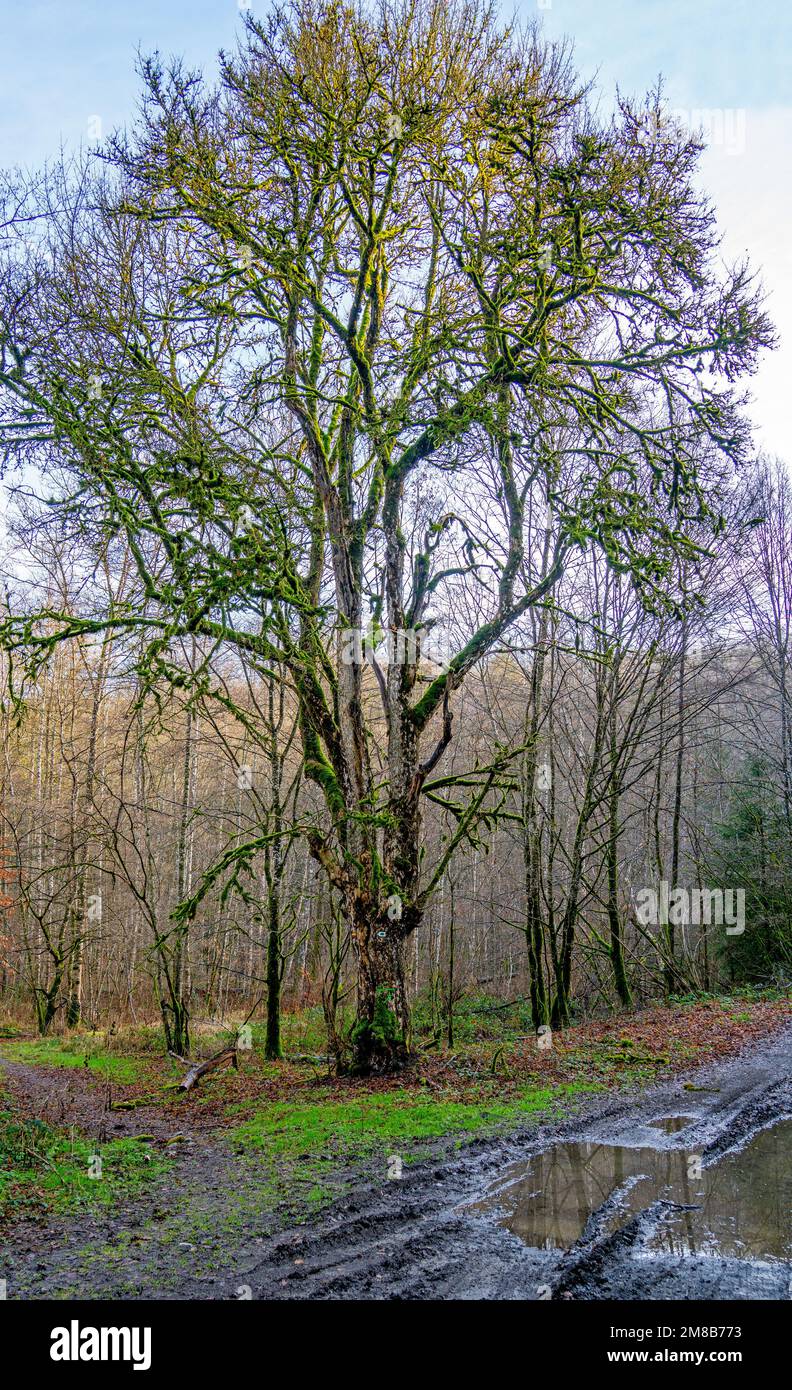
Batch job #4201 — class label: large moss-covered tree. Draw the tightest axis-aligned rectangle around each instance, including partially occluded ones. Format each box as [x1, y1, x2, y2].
[0, 0, 772, 1070]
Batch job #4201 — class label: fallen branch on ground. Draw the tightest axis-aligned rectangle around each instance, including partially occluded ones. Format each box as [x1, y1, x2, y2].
[177, 1045, 239, 1092]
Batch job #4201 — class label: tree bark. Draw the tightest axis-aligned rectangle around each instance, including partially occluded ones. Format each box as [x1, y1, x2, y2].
[348, 895, 411, 1074]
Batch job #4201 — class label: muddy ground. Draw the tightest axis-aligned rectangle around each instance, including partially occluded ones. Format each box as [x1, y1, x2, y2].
[1, 1027, 791, 1301]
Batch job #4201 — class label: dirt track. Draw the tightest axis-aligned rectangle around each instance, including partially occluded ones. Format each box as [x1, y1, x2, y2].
[2, 1028, 791, 1301]
[226, 1027, 792, 1301]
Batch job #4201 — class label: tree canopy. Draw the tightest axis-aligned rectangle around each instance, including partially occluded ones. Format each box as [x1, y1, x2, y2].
[0, 0, 773, 1069]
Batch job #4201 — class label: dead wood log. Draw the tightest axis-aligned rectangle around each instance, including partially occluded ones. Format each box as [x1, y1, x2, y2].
[177, 1045, 239, 1092]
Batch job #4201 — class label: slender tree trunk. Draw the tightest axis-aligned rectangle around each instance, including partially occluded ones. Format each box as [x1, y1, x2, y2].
[263, 675, 286, 1061]
[170, 702, 194, 1056]
[523, 608, 550, 1027]
[666, 615, 687, 994]
[607, 655, 632, 1007]
[446, 897, 455, 1051]
[66, 638, 108, 1027]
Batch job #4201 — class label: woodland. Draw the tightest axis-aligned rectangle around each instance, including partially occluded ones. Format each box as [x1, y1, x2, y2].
[0, 0, 789, 1076]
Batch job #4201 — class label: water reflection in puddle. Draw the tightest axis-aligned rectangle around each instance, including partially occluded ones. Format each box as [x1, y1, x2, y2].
[470, 1119, 792, 1259]
[648, 1114, 696, 1134]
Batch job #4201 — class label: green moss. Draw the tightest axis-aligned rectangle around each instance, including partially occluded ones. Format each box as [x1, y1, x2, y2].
[304, 752, 345, 816]
[371, 986, 402, 1045]
[350, 984, 403, 1060]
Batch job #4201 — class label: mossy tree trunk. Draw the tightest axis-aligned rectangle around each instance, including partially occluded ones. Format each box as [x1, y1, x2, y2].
[349, 897, 411, 1073]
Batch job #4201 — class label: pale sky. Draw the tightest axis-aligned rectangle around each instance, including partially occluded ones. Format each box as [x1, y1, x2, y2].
[0, 0, 788, 461]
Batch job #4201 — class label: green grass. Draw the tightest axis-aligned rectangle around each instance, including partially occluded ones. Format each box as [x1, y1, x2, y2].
[1, 1036, 147, 1083]
[231, 1080, 602, 1161]
[0, 1098, 171, 1223]
[59, 1083, 604, 1279]
[214, 1079, 604, 1227]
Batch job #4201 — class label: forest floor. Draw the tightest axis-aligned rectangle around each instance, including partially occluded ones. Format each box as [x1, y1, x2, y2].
[0, 990, 790, 1299]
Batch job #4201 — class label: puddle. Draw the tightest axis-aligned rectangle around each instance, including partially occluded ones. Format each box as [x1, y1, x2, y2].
[648, 1114, 696, 1134]
[470, 1119, 792, 1259]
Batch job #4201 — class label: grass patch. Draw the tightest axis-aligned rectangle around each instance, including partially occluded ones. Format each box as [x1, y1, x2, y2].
[0, 1094, 171, 1225]
[215, 1079, 602, 1226]
[231, 1080, 601, 1166]
[2, 1036, 147, 1083]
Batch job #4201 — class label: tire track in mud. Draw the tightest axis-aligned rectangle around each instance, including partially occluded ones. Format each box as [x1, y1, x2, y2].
[231, 1028, 792, 1301]
[2, 1026, 791, 1300]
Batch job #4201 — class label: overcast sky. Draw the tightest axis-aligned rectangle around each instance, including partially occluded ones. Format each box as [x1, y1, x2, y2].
[0, 0, 788, 461]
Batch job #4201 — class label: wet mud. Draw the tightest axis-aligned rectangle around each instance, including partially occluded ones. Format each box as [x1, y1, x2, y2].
[2, 1026, 791, 1300]
[239, 1027, 792, 1301]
